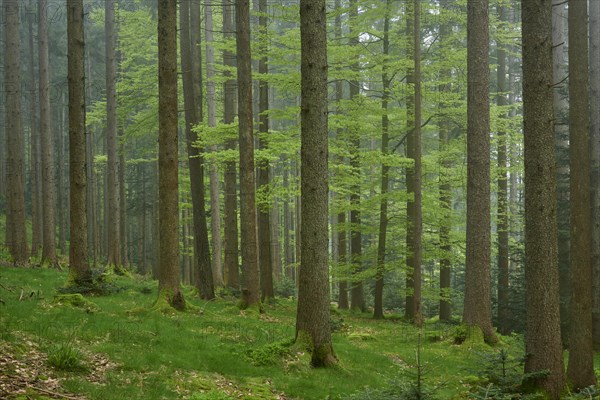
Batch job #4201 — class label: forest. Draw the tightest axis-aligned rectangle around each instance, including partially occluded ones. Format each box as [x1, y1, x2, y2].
[1, 0, 600, 398]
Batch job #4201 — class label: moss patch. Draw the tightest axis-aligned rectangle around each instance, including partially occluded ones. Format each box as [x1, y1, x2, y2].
[53, 294, 99, 313]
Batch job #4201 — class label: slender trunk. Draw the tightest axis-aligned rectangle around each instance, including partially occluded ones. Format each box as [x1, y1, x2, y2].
[223, 0, 240, 290]
[374, 0, 391, 320]
[57, 94, 66, 254]
[205, 0, 224, 287]
[67, 0, 91, 281]
[237, 0, 260, 308]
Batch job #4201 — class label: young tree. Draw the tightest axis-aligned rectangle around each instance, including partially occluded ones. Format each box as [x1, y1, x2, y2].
[67, 0, 91, 281]
[223, 0, 240, 289]
[39, 0, 57, 266]
[257, 0, 274, 301]
[106, 0, 121, 269]
[463, 0, 496, 343]
[157, 0, 184, 309]
[236, 0, 260, 309]
[566, 0, 596, 389]
[522, 0, 566, 396]
[296, 0, 336, 367]
[181, 0, 215, 299]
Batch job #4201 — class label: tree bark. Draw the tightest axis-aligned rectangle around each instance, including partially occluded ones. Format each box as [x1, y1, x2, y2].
[204, 0, 224, 287]
[566, 0, 596, 389]
[181, 0, 215, 299]
[589, 0, 600, 347]
[223, 0, 240, 290]
[236, 0, 260, 309]
[38, 0, 57, 266]
[106, 0, 121, 269]
[296, 0, 336, 367]
[522, 0, 566, 396]
[67, 0, 91, 281]
[463, 0, 496, 343]
[157, 0, 184, 309]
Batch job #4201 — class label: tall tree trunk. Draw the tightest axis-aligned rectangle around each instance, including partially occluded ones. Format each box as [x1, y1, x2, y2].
[180, 0, 215, 299]
[85, 44, 96, 264]
[589, 0, 600, 346]
[552, 0, 571, 347]
[4, 0, 28, 265]
[237, 0, 261, 309]
[405, 0, 423, 325]
[57, 93, 66, 254]
[566, 0, 596, 389]
[373, 0, 391, 320]
[204, 0, 224, 287]
[522, 0, 566, 396]
[28, 0, 42, 258]
[496, 5, 510, 335]
[39, 0, 57, 266]
[223, 0, 240, 290]
[67, 0, 91, 281]
[106, 0, 121, 269]
[463, 0, 496, 343]
[296, 0, 336, 367]
[283, 164, 292, 278]
[257, 0, 274, 301]
[349, 0, 365, 313]
[271, 189, 281, 281]
[157, 0, 185, 310]
[438, 0, 452, 322]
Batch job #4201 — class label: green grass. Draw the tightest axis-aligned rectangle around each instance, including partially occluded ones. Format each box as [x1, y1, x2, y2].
[0, 266, 532, 399]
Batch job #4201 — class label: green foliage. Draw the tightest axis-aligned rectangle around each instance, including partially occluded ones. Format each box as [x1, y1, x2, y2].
[59, 268, 122, 296]
[244, 340, 294, 366]
[273, 277, 296, 298]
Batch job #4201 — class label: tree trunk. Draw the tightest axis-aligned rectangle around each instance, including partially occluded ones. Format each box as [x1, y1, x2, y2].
[223, 0, 240, 290]
[566, 0, 596, 389]
[67, 0, 91, 281]
[4, 0, 28, 265]
[522, 0, 566, 396]
[106, 0, 121, 269]
[157, 0, 185, 310]
[38, 0, 57, 266]
[405, 0, 423, 326]
[438, 0, 452, 322]
[496, 5, 510, 335]
[28, 0, 42, 259]
[204, 0, 224, 287]
[237, 0, 261, 309]
[374, 0, 391, 320]
[296, 0, 336, 367]
[180, 0, 215, 299]
[552, 0, 571, 347]
[349, 0, 365, 313]
[463, 0, 496, 343]
[589, 0, 600, 347]
[57, 93, 66, 254]
[257, 0, 274, 301]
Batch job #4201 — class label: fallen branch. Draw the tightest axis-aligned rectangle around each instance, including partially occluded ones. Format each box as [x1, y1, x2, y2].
[29, 385, 84, 400]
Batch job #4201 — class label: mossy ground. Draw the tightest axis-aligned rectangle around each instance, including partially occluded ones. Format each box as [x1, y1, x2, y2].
[1, 265, 594, 399]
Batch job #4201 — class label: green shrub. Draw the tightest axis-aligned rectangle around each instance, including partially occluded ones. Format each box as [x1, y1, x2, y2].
[47, 342, 88, 372]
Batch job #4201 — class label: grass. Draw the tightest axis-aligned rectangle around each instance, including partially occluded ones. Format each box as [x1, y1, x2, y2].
[0, 265, 547, 399]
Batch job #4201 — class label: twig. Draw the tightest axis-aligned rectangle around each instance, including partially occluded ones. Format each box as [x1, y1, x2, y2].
[29, 385, 84, 400]
[18, 289, 24, 302]
[0, 282, 15, 292]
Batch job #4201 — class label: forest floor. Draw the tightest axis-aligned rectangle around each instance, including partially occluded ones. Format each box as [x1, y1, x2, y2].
[0, 264, 576, 400]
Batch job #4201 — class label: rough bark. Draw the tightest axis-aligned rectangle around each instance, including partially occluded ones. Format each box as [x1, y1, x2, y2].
[405, 0, 423, 326]
[296, 0, 336, 367]
[157, 0, 185, 310]
[522, 0, 566, 396]
[38, 0, 57, 266]
[566, 0, 596, 389]
[496, 5, 510, 335]
[236, 0, 260, 309]
[463, 0, 496, 343]
[181, 0, 215, 299]
[348, 0, 365, 313]
[67, 0, 90, 281]
[373, 0, 391, 320]
[204, 0, 224, 287]
[106, 0, 121, 269]
[589, 0, 600, 346]
[223, 0, 240, 289]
